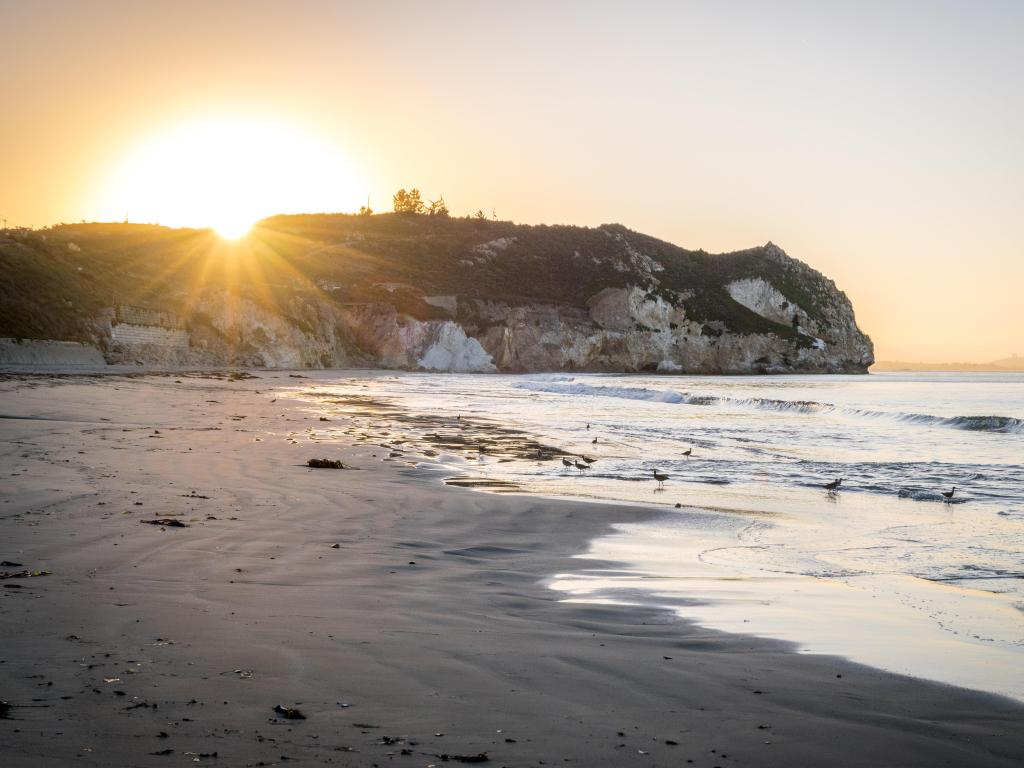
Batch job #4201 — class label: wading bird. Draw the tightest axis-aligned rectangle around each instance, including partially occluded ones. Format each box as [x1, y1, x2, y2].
[683, 448, 692, 458]
[653, 469, 669, 489]
[824, 478, 842, 492]
[574, 460, 589, 472]
[942, 486, 956, 501]
[581, 456, 596, 464]
[562, 458, 574, 468]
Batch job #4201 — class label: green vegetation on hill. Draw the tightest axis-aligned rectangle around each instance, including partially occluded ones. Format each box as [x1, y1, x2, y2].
[256, 213, 841, 337]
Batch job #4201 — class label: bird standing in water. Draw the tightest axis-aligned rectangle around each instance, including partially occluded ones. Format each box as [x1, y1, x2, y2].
[574, 460, 589, 472]
[942, 486, 956, 501]
[653, 469, 668, 489]
[683, 448, 692, 458]
[824, 478, 842, 492]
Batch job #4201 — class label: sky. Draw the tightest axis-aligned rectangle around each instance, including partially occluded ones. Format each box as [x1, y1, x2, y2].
[1, 0, 1021, 362]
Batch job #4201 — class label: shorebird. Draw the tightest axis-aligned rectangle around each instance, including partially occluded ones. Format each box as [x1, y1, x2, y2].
[581, 456, 596, 464]
[942, 486, 956, 501]
[653, 469, 668, 489]
[562, 458, 574, 469]
[592, 437, 598, 445]
[824, 478, 842, 492]
[682, 448, 692, 458]
[574, 460, 589, 471]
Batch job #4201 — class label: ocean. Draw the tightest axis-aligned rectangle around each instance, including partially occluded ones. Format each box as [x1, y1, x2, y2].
[296, 371, 1024, 701]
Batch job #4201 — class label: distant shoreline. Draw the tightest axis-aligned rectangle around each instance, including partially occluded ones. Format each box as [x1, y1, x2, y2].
[872, 360, 1024, 373]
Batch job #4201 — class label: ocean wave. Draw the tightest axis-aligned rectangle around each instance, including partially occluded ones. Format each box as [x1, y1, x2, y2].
[519, 381, 691, 404]
[516, 381, 1024, 434]
[850, 410, 1024, 433]
[523, 373, 577, 383]
[928, 564, 1024, 583]
[942, 415, 1024, 433]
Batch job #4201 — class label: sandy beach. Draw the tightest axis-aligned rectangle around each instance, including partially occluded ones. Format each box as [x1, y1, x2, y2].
[1, 372, 1022, 768]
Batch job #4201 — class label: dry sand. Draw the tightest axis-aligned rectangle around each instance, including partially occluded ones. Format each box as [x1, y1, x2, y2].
[0, 372, 1021, 767]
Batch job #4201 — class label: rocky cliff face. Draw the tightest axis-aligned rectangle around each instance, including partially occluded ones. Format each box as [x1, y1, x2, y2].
[0, 216, 873, 373]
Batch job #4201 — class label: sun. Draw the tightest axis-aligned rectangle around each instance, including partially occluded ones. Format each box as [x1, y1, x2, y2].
[214, 216, 256, 240]
[94, 115, 362, 233]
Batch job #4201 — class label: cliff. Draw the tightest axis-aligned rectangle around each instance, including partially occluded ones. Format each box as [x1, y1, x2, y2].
[0, 215, 873, 373]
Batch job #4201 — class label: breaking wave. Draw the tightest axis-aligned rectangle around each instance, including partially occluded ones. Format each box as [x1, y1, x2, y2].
[517, 380, 1024, 434]
[521, 381, 692, 404]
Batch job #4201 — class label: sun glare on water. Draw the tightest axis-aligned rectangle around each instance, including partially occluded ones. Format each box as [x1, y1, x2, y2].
[95, 115, 361, 236]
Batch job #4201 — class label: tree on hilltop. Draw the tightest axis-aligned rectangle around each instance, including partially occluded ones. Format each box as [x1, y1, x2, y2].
[393, 188, 425, 214]
[427, 196, 449, 217]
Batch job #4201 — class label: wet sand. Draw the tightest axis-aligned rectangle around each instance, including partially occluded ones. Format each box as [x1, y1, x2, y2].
[1, 372, 1022, 767]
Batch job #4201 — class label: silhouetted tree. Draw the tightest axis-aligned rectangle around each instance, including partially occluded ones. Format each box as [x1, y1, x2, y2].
[358, 205, 373, 216]
[427, 196, 449, 217]
[393, 188, 425, 214]
[473, 209, 487, 220]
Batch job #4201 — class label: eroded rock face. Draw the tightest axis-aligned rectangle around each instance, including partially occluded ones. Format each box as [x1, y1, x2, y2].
[96, 267, 872, 374]
[727, 278, 801, 328]
[454, 283, 871, 374]
[416, 321, 495, 372]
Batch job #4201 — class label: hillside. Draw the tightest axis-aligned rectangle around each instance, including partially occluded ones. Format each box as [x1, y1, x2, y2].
[0, 214, 873, 373]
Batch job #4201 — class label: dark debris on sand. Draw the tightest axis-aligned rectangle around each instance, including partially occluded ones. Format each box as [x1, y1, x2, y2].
[439, 753, 489, 763]
[307, 458, 347, 469]
[272, 705, 307, 720]
[140, 518, 189, 528]
[0, 569, 51, 579]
